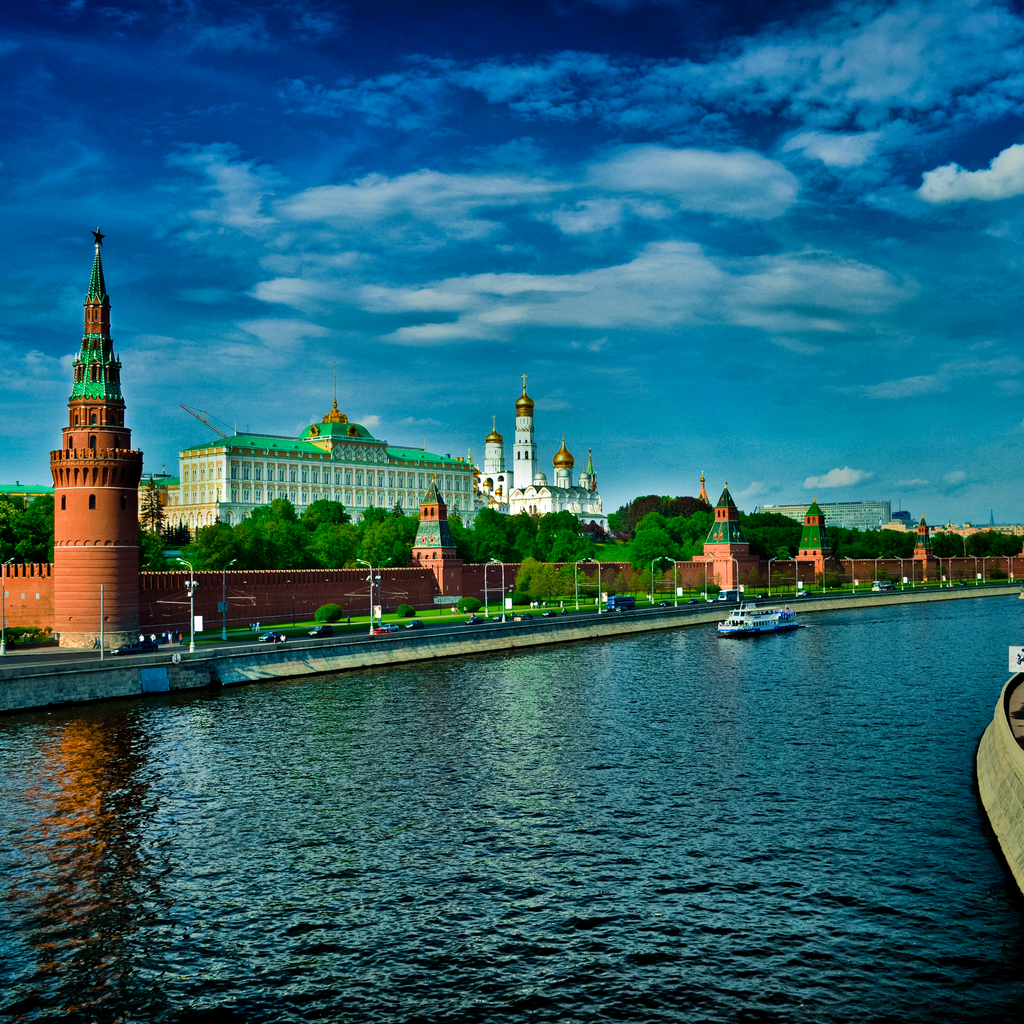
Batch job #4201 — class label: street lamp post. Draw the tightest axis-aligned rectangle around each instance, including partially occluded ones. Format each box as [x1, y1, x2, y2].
[790, 558, 799, 596]
[356, 559, 380, 634]
[221, 558, 237, 640]
[702, 560, 708, 602]
[574, 558, 596, 612]
[487, 559, 506, 621]
[731, 556, 740, 601]
[768, 557, 776, 597]
[176, 558, 198, 653]
[650, 559, 660, 606]
[0, 557, 13, 656]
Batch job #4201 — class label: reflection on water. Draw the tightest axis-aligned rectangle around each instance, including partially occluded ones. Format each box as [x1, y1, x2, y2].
[2, 598, 1024, 1022]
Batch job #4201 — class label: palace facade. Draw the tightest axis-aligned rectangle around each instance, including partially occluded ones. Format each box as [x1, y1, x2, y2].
[165, 400, 476, 530]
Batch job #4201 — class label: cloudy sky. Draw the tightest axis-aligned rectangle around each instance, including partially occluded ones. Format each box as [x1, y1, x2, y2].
[4, 0, 1024, 522]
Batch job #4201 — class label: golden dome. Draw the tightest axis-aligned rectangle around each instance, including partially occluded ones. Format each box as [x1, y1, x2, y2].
[322, 398, 348, 424]
[553, 434, 574, 469]
[486, 415, 503, 444]
[515, 375, 534, 416]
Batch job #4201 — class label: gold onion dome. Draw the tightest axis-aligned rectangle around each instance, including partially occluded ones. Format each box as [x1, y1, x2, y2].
[515, 376, 534, 415]
[486, 415, 503, 444]
[553, 434, 574, 469]
[322, 398, 348, 424]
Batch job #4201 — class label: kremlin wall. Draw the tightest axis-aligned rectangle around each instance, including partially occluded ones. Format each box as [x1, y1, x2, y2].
[4, 235, 1024, 645]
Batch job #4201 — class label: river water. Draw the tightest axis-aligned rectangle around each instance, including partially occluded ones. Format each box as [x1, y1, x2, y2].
[2, 597, 1024, 1023]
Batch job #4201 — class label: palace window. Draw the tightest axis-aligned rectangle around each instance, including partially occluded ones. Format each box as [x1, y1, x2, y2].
[289, 469, 296, 483]
[67, 436, 74, 449]
[255, 487, 262, 501]
[254, 466, 262, 481]
[217, 465, 222, 478]
[230, 465, 238, 480]
[89, 494, 96, 509]
[388, 473, 395, 488]
[89, 435, 97, 450]
[290, 489, 298, 502]
[367, 494, 374, 506]
[231, 488, 238, 502]
[334, 471, 342, 485]
[356, 493, 363, 506]
[61, 495, 66, 510]
[243, 488, 251, 503]
[378, 472, 385, 487]
[301, 490, 308, 504]
[278, 468, 285, 482]
[312, 469, 319, 484]
[445, 476, 452, 490]
[301, 468, 308, 483]
[355, 471, 363, 486]
[345, 490, 352, 504]
[200, 466, 206, 481]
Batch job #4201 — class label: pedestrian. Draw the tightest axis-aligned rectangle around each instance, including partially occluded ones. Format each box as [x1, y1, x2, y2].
[347, 616, 351, 625]
[139, 633, 144, 644]
[150, 633, 156, 644]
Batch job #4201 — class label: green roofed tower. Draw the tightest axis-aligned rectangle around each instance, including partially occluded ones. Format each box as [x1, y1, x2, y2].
[701, 482, 760, 591]
[412, 476, 463, 598]
[798, 499, 830, 555]
[704, 483, 749, 550]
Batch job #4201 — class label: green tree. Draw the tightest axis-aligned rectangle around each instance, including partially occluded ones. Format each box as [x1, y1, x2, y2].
[630, 521, 678, 569]
[739, 512, 803, 560]
[358, 515, 418, 567]
[470, 507, 513, 562]
[309, 522, 359, 568]
[182, 521, 241, 570]
[140, 479, 165, 533]
[14, 496, 55, 563]
[301, 499, 351, 530]
[138, 524, 168, 571]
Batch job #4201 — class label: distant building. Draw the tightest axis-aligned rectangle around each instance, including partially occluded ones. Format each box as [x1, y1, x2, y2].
[0, 483, 53, 505]
[756, 500, 892, 532]
[166, 398, 476, 531]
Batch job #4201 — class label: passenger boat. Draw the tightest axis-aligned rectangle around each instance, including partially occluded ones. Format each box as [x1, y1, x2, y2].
[717, 602, 801, 637]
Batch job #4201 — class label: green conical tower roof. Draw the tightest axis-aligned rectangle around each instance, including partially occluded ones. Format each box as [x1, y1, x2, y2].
[422, 476, 442, 506]
[705, 483, 748, 546]
[799, 498, 830, 551]
[87, 246, 108, 303]
[70, 232, 123, 404]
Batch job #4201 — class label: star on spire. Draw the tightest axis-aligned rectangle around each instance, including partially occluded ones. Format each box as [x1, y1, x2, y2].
[92, 227, 105, 247]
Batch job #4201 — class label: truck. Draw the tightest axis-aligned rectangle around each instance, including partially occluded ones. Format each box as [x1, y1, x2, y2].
[871, 580, 893, 592]
[606, 595, 636, 611]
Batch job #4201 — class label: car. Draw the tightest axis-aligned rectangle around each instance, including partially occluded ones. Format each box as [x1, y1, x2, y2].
[372, 623, 401, 634]
[541, 610, 558, 617]
[405, 620, 424, 630]
[112, 639, 160, 656]
[756, 593, 767, 599]
[658, 600, 670, 607]
[688, 599, 699, 604]
[308, 624, 334, 637]
[258, 631, 287, 644]
[513, 614, 532, 622]
[465, 616, 486, 624]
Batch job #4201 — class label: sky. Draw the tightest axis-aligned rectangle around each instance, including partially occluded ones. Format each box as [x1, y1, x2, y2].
[3, 0, 1024, 524]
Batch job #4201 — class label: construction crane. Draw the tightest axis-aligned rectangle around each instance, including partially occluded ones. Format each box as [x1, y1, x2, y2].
[180, 404, 230, 439]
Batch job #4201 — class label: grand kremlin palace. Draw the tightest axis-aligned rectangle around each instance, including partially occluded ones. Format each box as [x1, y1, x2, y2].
[166, 399, 475, 531]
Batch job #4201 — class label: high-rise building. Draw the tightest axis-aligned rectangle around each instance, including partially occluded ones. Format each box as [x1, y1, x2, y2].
[49, 231, 143, 648]
[756, 500, 892, 532]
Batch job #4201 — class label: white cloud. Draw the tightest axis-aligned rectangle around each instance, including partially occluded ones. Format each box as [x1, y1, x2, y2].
[782, 131, 883, 168]
[943, 470, 967, 484]
[804, 466, 874, 488]
[897, 478, 929, 487]
[862, 374, 946, 399]
[919, 143, 1024, 203]
[590, 145, 799, 220]
[737, 480, 776, 500]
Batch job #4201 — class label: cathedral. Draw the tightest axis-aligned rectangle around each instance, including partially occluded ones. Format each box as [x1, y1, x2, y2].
[476, 377, 606, 529]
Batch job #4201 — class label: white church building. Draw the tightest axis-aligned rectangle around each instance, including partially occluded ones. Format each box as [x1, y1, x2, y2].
[476, 377, 607, 530]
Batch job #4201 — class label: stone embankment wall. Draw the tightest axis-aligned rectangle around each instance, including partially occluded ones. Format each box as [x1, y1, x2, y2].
[976, 672, 1024, 895]
[1, 583, 1018, 715]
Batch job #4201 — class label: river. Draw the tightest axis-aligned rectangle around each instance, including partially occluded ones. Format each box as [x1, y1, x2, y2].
[2, 597, 1023, 1022]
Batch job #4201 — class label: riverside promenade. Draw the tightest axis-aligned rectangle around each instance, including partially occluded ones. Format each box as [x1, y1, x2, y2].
[2, 584, 1019, 715]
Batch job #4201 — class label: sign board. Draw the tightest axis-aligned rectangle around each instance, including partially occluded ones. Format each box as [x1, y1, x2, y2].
[1011, 647, 1024, 672]
[505, 597, 512, 610]
[193, 615, 203, 632]
[977, 573, 983, 580]
[373, 605, 382, 619]
[903, 577, 908, 584]
[217, 601, 227, 612]
[739, 584, 745, 592]
[433, 596, 459, 605]
[676, 587, 683, 596]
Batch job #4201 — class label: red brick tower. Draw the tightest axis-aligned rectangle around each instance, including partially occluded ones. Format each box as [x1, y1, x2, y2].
[50, 231, 143, 648]
[913, 514, 939, 582]
[411, 477, 463, 597]
[797, 499, 838, 577]
[700, 483, 760, 590]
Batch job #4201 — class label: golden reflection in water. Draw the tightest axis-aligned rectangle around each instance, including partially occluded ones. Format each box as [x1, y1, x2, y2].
[7, 711, 161, 1019]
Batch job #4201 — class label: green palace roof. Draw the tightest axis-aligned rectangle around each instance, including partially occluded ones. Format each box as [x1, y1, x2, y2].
[180, 433, 328, 455]
[0, 484, 54, 495]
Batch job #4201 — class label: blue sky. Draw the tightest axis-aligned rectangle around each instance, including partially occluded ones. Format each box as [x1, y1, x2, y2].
[3, 0, 1024, 523]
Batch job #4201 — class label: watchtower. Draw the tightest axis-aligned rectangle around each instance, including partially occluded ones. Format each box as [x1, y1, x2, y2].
[701, 483, 760, 591]
[49, 231, 143, 648]
[411, 477, 463, 597]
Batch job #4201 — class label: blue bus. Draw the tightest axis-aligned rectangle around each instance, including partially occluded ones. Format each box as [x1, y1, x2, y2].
[606, 595, 636, 611]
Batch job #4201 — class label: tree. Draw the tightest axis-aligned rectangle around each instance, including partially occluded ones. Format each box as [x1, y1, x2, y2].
[138, 524, 168, 571]
[140, 479, 165, 533]
[309, 522, 359, 568]
[301, 499, 351, 530]
[13, 496, 55, 564]
[358, 515, 418, 568]
[631, 525, 678, 569]
[182, 521, 241, 570]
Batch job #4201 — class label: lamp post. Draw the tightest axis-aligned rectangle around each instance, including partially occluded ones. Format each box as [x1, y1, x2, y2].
[789, 557, 799, 597]
[0, 557, 13, 656]
[650, 559, 660, 605]
[176, 558, 198, 653]
[356, 559, 381, 634]
[574, 558, 595, 612]
[972, 555, 979, 586]
[873, 558, 880, 585]
[671, 559, 679, 606]
[731, 556, 740, 601]
[489, 559, 506, 621]
[702, 559, 708, 602]
[221, 558, 237, 640]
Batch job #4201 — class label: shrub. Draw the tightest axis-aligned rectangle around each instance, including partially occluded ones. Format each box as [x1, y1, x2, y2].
[396, 604, 416, 617]
[705, 584, 721, 595]
[315, 603, 343, 623]
[457, 597, 482, 613]
[990, 569, 1009, 580]
[509, 590, 531, 606]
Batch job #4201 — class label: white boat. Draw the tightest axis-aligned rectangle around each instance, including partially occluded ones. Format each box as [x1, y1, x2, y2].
[717, 602, 801, 637]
